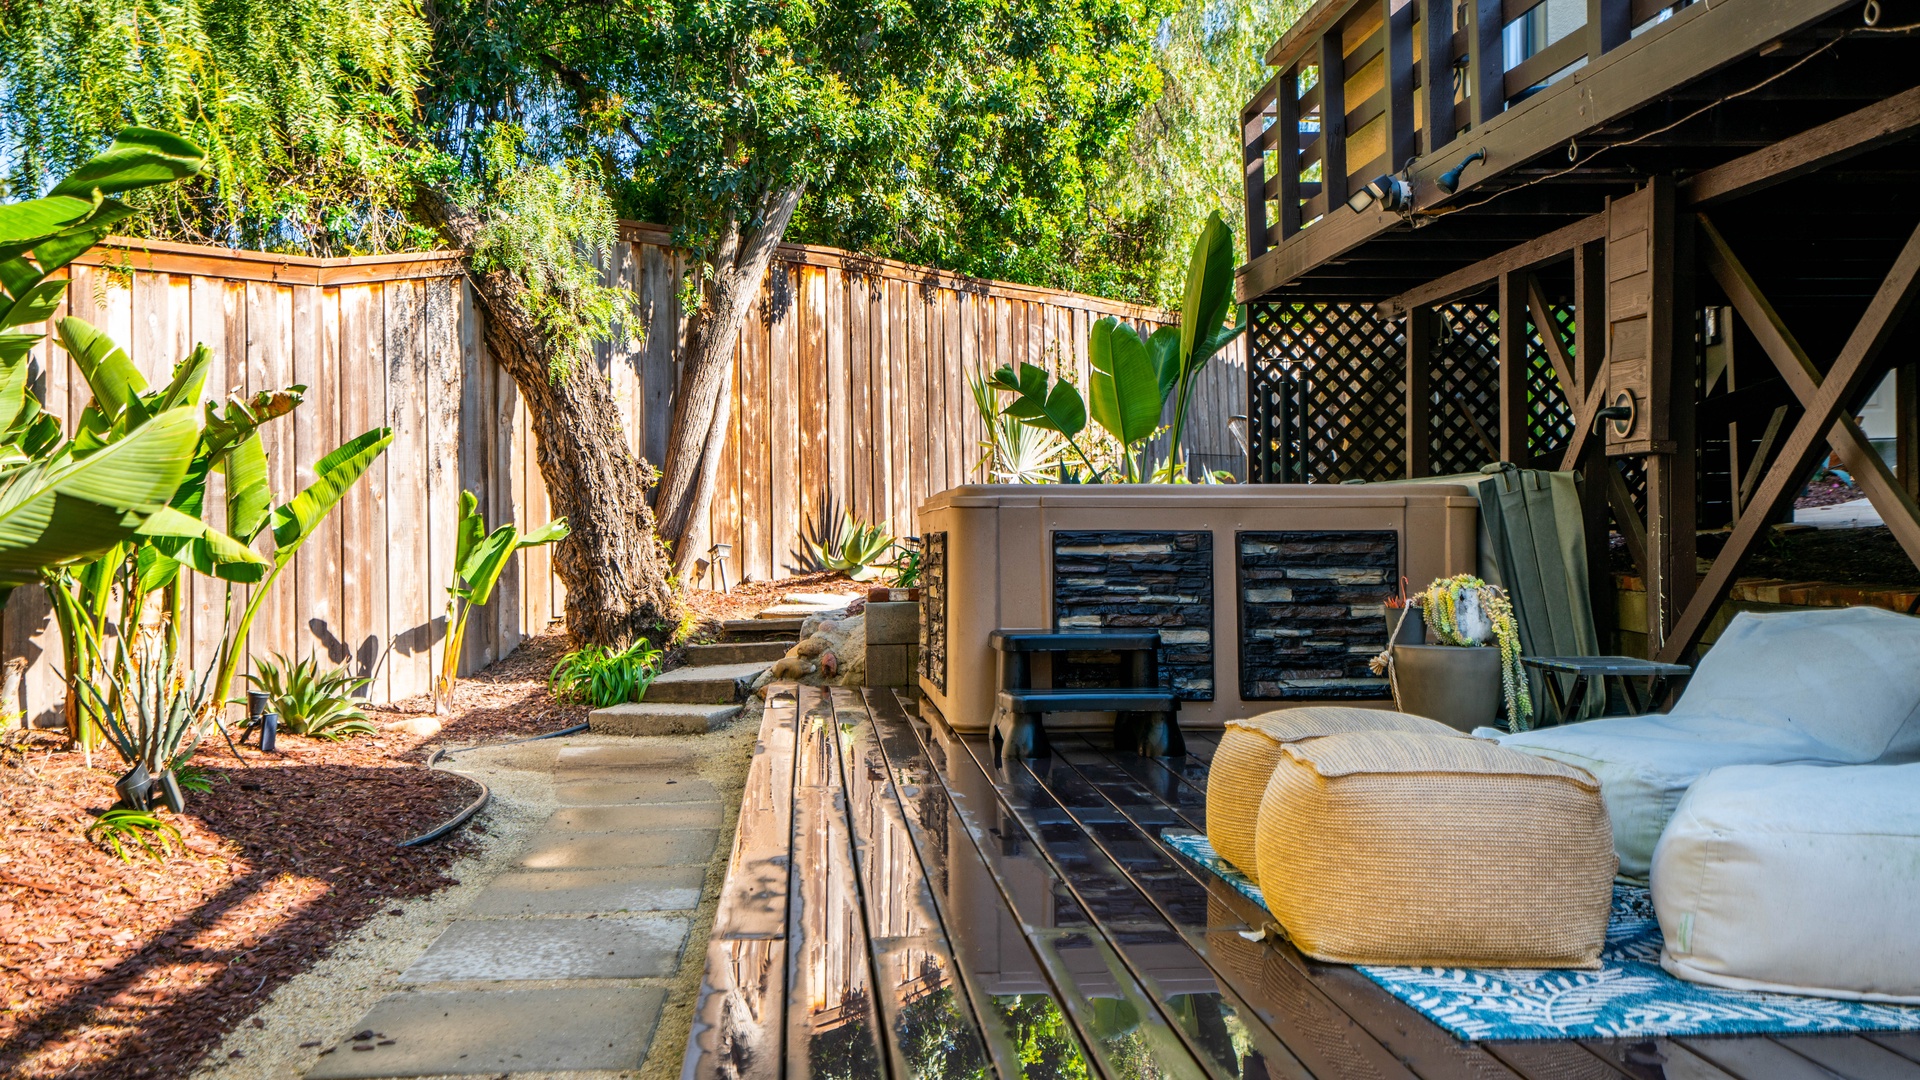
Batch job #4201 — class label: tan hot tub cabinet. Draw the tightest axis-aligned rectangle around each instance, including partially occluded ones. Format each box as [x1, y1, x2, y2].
[916, 484, 1479, 734]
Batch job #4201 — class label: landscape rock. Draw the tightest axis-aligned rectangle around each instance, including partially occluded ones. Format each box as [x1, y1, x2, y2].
[753, 611, 867, 695]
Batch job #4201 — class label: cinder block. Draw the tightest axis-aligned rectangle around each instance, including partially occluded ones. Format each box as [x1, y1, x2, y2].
[865, 601, 921, 645]
[867, 643, 914, 687]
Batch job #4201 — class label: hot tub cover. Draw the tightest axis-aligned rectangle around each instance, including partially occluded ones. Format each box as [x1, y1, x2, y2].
[1500, 607, 1920, 880]
[1652, 762, 1920, 1003]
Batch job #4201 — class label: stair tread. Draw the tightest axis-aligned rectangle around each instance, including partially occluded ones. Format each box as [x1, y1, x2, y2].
[650, 661, 770, 684]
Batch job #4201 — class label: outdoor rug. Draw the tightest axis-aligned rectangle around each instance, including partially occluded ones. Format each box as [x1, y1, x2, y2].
[1161, 830, 1920, 1041]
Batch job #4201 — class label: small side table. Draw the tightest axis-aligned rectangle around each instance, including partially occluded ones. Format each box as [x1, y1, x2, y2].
[1521, 655, 1692, 724]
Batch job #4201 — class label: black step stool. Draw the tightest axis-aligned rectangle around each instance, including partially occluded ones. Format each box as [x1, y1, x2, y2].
[989, 630, 1184, 760]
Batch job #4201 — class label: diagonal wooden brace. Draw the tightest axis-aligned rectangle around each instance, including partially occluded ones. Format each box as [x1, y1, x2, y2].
[1698, 216, 1920, 574]
[1661, 218, 1920, 662]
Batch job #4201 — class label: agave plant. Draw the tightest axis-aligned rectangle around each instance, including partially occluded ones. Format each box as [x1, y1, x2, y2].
[88, 807, 184, 864]
[245, 653, 376, 740]
[802, 511, 896, 581]
[76, 627, 219, 784]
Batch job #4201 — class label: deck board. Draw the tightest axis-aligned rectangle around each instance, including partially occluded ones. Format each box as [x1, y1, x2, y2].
[688, 688, 1905, 1080]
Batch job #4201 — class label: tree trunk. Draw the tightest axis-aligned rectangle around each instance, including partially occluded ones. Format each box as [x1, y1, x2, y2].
[654, 181, 805, 581]
[417, 187, 682, 646]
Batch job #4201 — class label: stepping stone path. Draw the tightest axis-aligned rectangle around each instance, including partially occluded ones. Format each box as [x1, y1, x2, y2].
[307, 596, 851, 1077]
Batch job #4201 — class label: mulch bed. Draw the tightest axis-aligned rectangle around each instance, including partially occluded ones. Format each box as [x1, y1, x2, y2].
[0, 728, 475, 1079]
[0, 576, 865, 1078]
[1795, 476, 1867, 509]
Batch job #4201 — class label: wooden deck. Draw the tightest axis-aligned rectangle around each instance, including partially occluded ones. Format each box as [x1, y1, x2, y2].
[685, 684, 1920, 1080]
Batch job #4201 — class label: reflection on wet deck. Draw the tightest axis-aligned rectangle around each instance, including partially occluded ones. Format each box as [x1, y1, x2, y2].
[684, 684, 1879, 1080]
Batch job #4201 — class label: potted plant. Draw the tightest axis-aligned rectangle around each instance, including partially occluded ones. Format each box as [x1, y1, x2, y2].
[879, 537, 922, 602]
[1379, 575, 1531, 732]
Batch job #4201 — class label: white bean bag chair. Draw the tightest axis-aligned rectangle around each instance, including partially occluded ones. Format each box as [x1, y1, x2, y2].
[1652, 763, 1920, 1002]
[1501, 607, 1920, 880]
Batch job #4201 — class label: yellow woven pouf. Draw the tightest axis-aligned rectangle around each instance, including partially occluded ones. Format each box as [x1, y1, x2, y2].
[1206, 707, 1462, 884]
[1254, 731, 1614, 969]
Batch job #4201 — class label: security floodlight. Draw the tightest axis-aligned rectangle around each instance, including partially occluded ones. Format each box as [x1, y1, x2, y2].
[1347, 174, 1412, 214]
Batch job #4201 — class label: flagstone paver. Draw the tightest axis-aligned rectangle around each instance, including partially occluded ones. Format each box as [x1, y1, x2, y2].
[314, 731, 726, 1077]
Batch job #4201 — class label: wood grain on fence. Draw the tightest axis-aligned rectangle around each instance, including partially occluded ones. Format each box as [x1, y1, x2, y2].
[3, 227, 1242, 720]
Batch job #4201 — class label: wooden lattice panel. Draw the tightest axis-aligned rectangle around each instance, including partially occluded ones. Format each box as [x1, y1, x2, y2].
[1430, 303, 1501, 475]
[1524, 303, 1578, 463]
[1247, 302, 1406, 483]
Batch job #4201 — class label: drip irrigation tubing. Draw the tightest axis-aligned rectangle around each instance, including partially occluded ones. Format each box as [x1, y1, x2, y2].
[399, 722, 589, 847]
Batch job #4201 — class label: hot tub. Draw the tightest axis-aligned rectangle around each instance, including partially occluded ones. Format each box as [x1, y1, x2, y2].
[916, 484, 1479, 732]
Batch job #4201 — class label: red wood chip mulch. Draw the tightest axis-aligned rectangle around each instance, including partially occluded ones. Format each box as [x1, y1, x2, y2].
[0, 583, 858, 1078]
[0, 727, 476, 1079]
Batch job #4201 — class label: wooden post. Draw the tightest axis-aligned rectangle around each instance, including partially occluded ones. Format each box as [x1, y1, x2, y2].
[1423, 0, 1458, 154]
[1899, 360, 1918, 499]
[1497, 271, 1527, 463]
[1572, 237, 1614, 647]
[1245, 80, 1275, 258]
[1644, 201, 1696, 658]
[1277, 67, 1303, 242]
[1406, 308, 1432, 477]
[1471, 0, 1504, 125]
[1319, 35, 1350, 212]
[1585, 0, 1630, 62]
[1386, 0, 1417, 173]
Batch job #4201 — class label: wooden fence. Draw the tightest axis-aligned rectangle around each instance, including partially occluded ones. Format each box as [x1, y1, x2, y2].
[5, 227, 1244, 720]
[607, 223, 1247, 588]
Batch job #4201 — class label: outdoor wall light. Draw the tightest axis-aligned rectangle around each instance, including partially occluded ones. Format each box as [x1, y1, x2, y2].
[1437, 149, 1487, 194]
[1347, 174, 1412, 214]
[258, 711, 279, 754]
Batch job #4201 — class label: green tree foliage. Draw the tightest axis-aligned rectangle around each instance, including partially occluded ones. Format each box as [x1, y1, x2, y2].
[1117, 0, 1311, 305]
[0, 0, 433, 253]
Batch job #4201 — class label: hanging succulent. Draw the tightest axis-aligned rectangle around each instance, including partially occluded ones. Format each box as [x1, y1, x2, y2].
[1412, 574, 1532, 731]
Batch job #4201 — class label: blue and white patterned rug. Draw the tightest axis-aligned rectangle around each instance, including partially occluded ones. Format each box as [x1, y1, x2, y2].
[1161, 830, 1920, 1041]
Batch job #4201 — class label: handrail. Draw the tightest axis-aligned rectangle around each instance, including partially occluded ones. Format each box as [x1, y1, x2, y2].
[1242, 0, 1686, 263]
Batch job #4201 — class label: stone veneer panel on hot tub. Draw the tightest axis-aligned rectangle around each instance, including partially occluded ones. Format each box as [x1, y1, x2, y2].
[920, 531, 947, 693]
[1051, 530, 1214, 701]
[1238, 530, 1396, 700]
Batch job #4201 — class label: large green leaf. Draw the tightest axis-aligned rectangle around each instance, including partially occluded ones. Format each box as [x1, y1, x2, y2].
[48, 128, 206, 200]
[989, 362, 1086, 438]
[1178, 211, 1235, 375]
[0, 346, 34, 434]
[1087, 317, 1164, 447]
[518, 517, 569, 548]
[222, 433, 271, 542]
[135, 505, 270, 584]
[57, 317, 149, 421]
[268, 428, 392, 563]
[453, 488, 485, 577]
[0, 196, 94, 247]
[0, 280, 68, 331]
[456, 527, 519, 606]
[0, 409, 196, 587]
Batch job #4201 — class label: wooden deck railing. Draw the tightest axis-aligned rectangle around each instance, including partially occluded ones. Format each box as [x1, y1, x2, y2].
[1242, 0, 1687, 261]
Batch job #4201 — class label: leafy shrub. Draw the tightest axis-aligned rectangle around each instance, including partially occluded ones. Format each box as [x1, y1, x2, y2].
[550, 640, 664, 708]
[88, 808, 184, 864]
[246, 653, 376, 741]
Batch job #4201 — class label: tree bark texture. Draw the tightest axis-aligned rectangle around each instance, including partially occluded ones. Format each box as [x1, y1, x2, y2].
[654, 181, 806, 581]
[417, 187, 683, 646]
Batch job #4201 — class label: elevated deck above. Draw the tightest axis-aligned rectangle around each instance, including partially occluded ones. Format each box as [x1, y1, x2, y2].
[1237, 0, 1899, 303]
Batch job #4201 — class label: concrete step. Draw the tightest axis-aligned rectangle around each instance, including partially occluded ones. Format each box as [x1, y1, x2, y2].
[756, 600, 852, 620]
[588, 701, 742, 736]
[684, 640, 794, 666]
[722, 617, 805, 639]
[643, 661, 770, 704]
